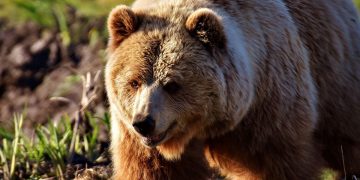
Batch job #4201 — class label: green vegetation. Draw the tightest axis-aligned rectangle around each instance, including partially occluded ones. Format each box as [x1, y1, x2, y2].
[0, 0, 132, 26]
[0, 71, 108, 179]
[355, 0, 360, 11]
[0, 0, 133, 46]
[0, 112, 110, 179]
[321, 169, 338, 180]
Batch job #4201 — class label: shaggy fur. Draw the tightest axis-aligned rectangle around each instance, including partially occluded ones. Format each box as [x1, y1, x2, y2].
[105, 0, 360, 179]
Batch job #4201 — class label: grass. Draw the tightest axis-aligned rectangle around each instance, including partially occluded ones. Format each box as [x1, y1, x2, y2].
[355, 0, 360, 11]
[0, 0, 133, 26]
[0, 111, 110, 179]
[0, 71, 109, 179]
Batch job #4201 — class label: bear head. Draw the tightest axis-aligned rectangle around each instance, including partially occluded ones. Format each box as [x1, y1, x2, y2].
[105, 4, 253, 160]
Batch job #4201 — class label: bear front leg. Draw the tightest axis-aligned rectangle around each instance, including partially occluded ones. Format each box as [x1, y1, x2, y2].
[204, 129, 324, 180]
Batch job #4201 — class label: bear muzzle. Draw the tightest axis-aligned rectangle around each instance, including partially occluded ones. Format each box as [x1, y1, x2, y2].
[132, 115, 178, 148]
[132, 114, 166, 147]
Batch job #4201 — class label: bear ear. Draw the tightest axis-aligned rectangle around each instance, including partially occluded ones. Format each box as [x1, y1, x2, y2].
[107, 5, 140, 51]
[185, 8, 226, 48]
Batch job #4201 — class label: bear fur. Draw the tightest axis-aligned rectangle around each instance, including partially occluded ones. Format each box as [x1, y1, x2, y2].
[105, 0, 360, 179]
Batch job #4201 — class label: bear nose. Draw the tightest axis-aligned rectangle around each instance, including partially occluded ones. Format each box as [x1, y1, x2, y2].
[132, 115, 155, 137]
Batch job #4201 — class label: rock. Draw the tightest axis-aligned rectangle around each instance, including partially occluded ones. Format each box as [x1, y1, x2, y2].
[8, 44, 31, 67]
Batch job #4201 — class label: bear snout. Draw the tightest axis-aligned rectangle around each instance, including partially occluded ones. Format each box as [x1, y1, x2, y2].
[132, 115, 156, 137]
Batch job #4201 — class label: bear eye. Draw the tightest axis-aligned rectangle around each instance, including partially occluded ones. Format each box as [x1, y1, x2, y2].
[130, 80, 140, 90]
[163, 81, 181, 94]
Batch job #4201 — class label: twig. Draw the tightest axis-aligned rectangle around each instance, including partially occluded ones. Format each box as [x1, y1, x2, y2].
[67, 110, 82, 164]
[67, 71, 101, 164]
[50, 97, 74, 105]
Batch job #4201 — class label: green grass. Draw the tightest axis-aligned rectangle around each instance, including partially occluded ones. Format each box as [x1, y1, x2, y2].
[0, 0, 134, 46]
[0, 112, 110, 179]
[321, 169, 338, 180]
[355, 0, 360, 11]
[0, 70, 108, 179]
[0, 0, 133, 27]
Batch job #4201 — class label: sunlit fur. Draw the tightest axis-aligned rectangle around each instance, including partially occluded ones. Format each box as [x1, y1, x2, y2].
[105, 0, 360, 179]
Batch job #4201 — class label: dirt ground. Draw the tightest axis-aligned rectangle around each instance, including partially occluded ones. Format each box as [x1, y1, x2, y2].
[0, 20, 107, 130]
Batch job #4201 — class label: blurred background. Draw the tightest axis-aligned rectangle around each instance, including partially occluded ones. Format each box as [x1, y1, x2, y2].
[0, 0, 132, 179]
[0, 0, 133, 131]
[0, 0, 359, 179]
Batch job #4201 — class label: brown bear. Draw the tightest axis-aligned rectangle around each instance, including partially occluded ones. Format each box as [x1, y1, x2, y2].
[104, 0, 360, 179]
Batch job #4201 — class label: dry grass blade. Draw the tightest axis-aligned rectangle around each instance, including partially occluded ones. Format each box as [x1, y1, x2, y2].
[49, 97, 75, 105]
[10, 114, 23, 178]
